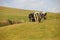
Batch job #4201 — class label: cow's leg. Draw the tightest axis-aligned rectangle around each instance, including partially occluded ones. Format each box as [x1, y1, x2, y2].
[35, 16, 38, 22]
[32, 19, 35, 22]
[38, 17, 41, 23]
[34, 17, 36, 22]
[44, 13, 47, 20]
[44, 16, 46, 20]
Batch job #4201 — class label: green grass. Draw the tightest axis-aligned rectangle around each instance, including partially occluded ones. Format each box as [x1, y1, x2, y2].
[0, 6, 60, 40]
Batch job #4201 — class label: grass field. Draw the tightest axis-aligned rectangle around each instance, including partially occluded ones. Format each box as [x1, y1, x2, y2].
[0, 6, 60, 40]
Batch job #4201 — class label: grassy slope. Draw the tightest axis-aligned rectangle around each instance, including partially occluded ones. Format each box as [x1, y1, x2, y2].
[0, 6, 35, 21]
[0, 7, 60, 40]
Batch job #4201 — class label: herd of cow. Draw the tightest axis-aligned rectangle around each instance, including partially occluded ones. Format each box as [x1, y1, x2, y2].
[28, 11, 47, 23]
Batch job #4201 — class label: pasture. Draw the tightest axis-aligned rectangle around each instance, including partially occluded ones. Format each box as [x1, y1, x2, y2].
[0, 7, 60, 40]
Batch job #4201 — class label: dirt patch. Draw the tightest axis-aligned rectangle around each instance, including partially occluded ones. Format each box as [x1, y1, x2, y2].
[0, 19, 25, 27]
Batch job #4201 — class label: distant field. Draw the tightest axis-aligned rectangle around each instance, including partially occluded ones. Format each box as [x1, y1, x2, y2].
[0, 7, 60, 40]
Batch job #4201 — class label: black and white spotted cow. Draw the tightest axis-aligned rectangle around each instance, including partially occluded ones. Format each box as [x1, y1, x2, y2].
[34, 12, 41, 22]
[40, 12, 47, 20]
[28, 13, 35, 22]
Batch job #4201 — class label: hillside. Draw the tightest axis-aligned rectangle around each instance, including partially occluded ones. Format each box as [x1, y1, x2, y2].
[0, 6, 35, 21]
[0, 6, 60, 40]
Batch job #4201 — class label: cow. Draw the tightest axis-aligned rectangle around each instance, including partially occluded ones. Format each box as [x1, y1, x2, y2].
[28, 13, 35, 22]
[34, 12, 41, 22]
[40, 12, 47, 20]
